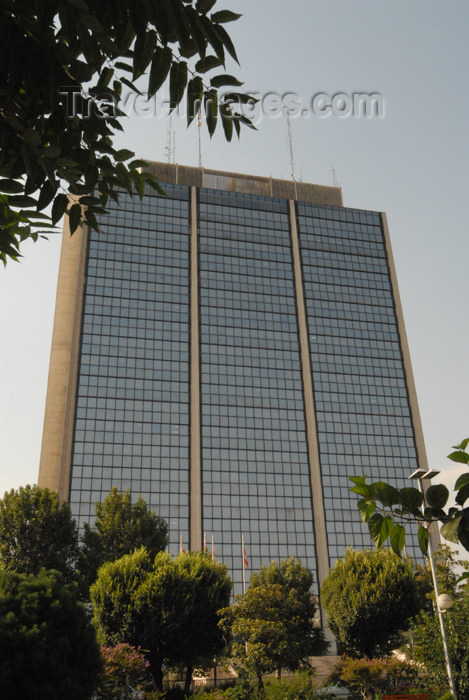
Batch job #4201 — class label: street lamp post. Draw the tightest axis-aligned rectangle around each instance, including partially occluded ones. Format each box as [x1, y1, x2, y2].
[409, 468, 457, 699]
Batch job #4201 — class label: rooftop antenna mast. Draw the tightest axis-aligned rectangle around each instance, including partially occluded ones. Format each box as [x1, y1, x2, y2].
[285, 110, 296, 181]
[197, 111, 203, 168]
[165, 114, 175, 164]
[332, 163, 339, 188]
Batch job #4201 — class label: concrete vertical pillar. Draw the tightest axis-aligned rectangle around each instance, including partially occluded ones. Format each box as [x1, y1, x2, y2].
[190, 187, 202, 550]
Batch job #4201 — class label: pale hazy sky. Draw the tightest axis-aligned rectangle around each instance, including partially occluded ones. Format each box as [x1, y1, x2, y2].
[1, 1, 468, 501]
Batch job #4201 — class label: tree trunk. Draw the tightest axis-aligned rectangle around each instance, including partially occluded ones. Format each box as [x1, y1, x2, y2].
[257, 671, 264, 695]
[276, 668, 281, 679]
[184, 664, 193, 695]
[148, 652, 164, 691]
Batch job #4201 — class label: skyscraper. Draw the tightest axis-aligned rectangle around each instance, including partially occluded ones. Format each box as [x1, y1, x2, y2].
[39, 162, 427, 593]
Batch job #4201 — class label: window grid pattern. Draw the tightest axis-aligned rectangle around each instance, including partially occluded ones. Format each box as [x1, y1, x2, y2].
[69, 185, 190, 552]
[199, 189, 318, 595]
[297, 203, 421, 563]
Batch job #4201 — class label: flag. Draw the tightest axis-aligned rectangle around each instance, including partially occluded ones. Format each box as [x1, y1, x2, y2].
[179, 532, 186, 554]
[203, 531, 207, 552]
[243, 544, 249, 569]
[211, 534, 215, 562]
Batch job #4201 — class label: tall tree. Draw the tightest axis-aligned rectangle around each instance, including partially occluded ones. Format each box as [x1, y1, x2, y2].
[0, 485, 79, 583]
[321, 547, 421, 658]
[219, 558, 328, 692]
[90, 548, 231, 691]
[79, 487, 168, 588]
[1, 0, 254, 264]
[0, 568, 101, 700]
[169, 552, 232, 693]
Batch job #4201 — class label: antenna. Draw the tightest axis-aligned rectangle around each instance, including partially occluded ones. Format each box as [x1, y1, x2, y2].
[332, 163, 339, 188]
[285, 110, 296, 181]
[197, 111, 203, 168]
[165, 115, 174, 164]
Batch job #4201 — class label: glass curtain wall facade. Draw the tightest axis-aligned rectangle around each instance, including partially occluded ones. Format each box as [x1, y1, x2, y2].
[70, 184, 191, 553]
[39, 164, 425, 595]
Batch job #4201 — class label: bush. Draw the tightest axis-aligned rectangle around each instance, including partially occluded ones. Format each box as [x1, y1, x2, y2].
[330, 656, 419, 700]
[263, 671, 318, 699]
[96, 643, 153, 699]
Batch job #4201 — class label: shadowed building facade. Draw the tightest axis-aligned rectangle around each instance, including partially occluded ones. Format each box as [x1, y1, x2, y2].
[39, 163, 427, 594]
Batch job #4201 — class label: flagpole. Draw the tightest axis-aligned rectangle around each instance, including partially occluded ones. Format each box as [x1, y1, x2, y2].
[242, 533, 246, 595]
[211, 533, 215, 562]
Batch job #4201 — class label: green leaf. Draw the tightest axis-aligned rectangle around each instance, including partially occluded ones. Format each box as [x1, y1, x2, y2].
[114, 149, 134, 162]
[97, 66, 114, 88]
[210, 74, 243, 88]
[454, 474, 469, 506]
[357, 498, 376, 523]
[120, 77, 143, 95]
[79, 12, 104, 34]
[0, 180, 24, 194]
[458, 508, 469, 551]
[196, 0, 217, 14]
[133, 29, 157, 79]
[372, 482, 399, 508]
[78, 196, 102, 206]
[349, 476, 372, 499]
[368, 513, 384, 547]
[187, 76, 203, 126]
[425, 484, 449, 509]
[211, 10, 242, 23]
[204, 89, 218, 136]
[448, 449, 469, 464]
[84, 210, 99, 232]
[377, 515, 393, 547]
[148, 46, 173, 98]
[455, 484, 469, 507]
[418, 524, 429, 555]
[51, 195, 69, 225]
[456, 571, 469, 584]
[220, 103, 233, 141]
[37, 181, 56, 211]
[214, 23, 239, 63]
[459, 438, 469, 451]
[389, 523, 406, 556]
[398, 487, 423, 514]
[68, 203, 82, 233]
[66, 0, 89, 11]
[199, 15, 225, 62]
[455, 473, 469, 490]
[169, 61, 188, 109]
[440, 514, 462, 545]
[23, 129, 42, 146]
[6, 196, 37, 208]
[195, 55, 223, 73]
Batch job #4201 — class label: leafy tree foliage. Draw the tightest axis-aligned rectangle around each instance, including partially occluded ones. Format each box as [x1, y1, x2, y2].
[79, 487, 168, 588]
[219, 558, 328, 691]
[0, 484, 79, 582]
[90, 548, 231, 691]
[321, 548, 421, 658]
[412, 548, 469, 698]
[350, 437, 469, 559]
[1, 0, 254, 263]
[0, 568, 101, 700]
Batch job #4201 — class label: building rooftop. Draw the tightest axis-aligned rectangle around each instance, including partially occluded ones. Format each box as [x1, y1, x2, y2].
[144, 161, 343, 207]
